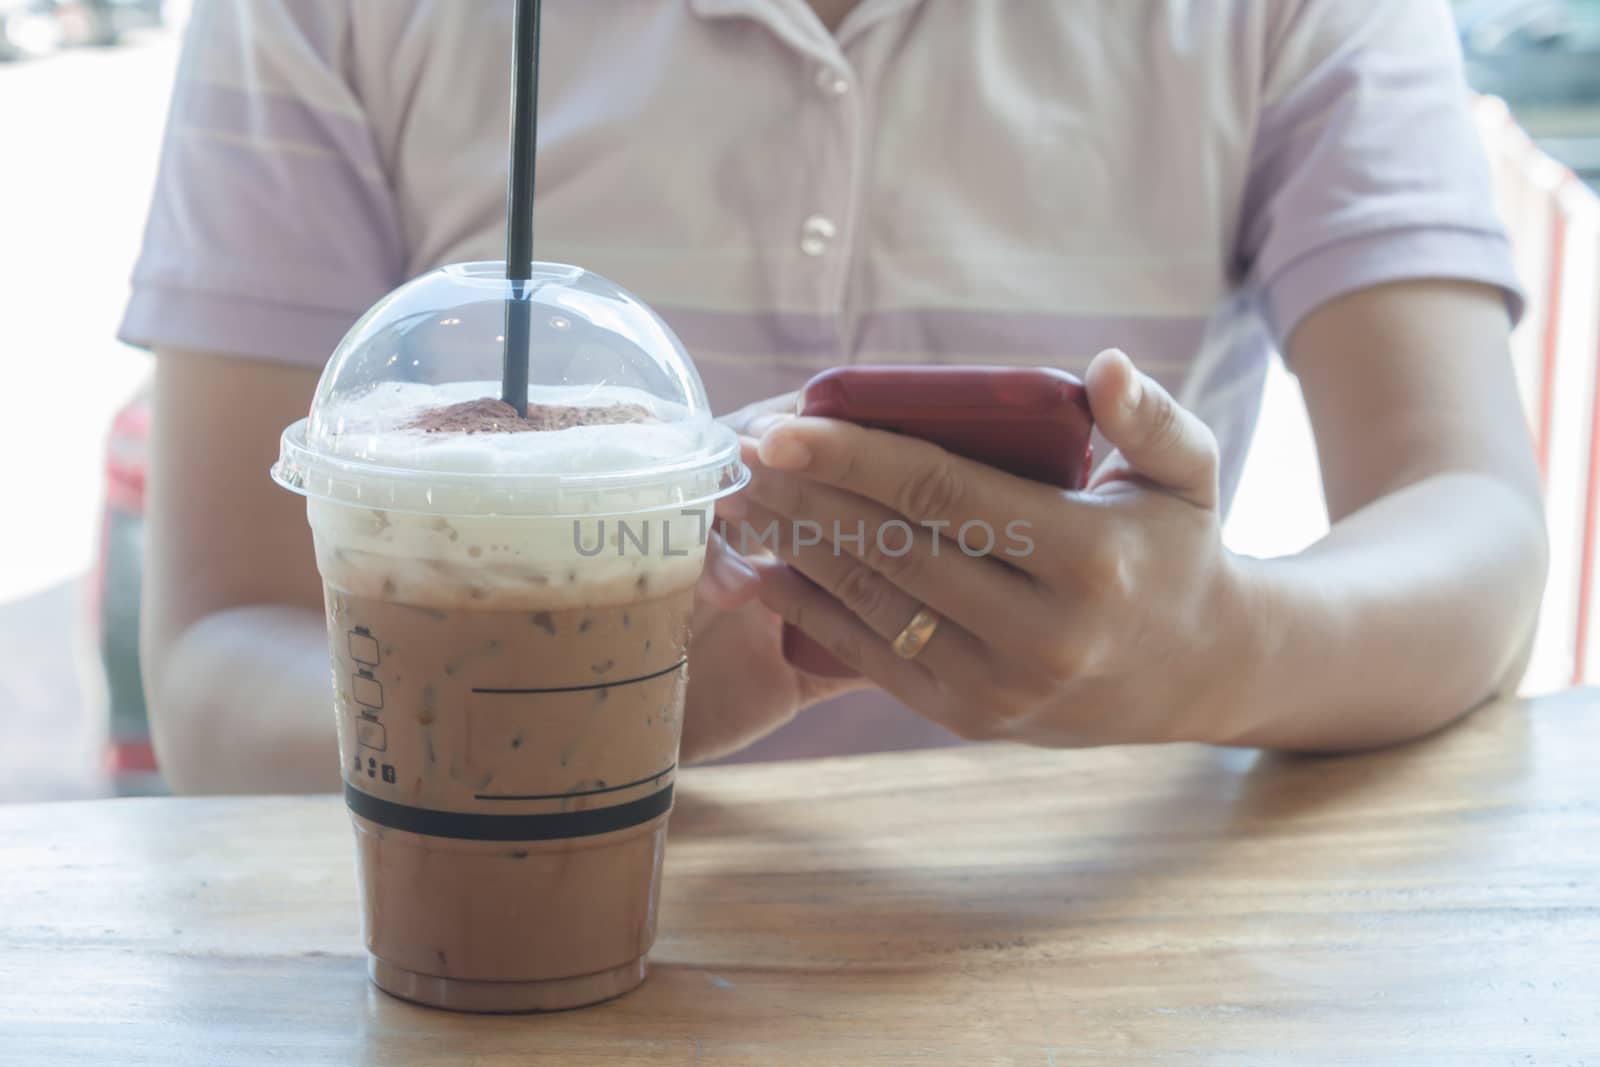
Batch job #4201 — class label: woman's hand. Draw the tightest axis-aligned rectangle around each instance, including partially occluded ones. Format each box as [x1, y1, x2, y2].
[717, 350, 1262, 747]
[679, 398, 866, 762]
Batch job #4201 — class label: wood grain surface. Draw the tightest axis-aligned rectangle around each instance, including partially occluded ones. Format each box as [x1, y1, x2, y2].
[2, 692, 1597, 1065]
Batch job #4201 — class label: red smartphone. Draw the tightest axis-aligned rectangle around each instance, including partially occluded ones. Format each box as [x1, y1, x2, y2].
[778, 365, 1096, 676]
[798, 365, 1094, 489]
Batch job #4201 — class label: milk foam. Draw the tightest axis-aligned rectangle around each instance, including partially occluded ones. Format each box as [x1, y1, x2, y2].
[302, 382, 719, 610]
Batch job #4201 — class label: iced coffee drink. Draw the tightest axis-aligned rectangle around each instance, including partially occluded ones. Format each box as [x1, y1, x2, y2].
[273, 264, 745, 1012]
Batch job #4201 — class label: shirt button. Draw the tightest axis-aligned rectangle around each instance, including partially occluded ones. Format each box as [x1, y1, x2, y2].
[815, 67, 851, 97]
[800, 214, 838, 257]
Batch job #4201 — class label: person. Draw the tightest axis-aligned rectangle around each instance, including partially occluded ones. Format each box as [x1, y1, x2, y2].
[123, 0, 1547, 794]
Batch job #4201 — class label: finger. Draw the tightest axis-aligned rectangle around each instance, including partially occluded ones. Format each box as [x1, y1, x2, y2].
[751, 417, 1066, 563]
[764, 552, 992, 697]
[733, 495, 914, 630]
[736, 469, 1056, 642]
[1084, 349, 1219, 509]
[749, 556, 989, 729]
[720, 392, 800, 437]
[781, 622, 862, 679]
[694, 529, 761, 611]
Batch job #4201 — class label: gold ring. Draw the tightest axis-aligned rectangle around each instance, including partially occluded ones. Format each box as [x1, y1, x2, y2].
[891, 606, 942, 661]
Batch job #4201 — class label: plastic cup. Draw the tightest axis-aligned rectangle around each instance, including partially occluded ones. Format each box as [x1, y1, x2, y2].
[272, 262, 746, 1012]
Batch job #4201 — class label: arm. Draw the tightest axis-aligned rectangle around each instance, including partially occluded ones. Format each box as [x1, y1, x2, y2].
[730, 281, 1545, 753]
[1229, 280, 1546, 749]
[122, 3, 408, 792]
[143, 349, 338, 793]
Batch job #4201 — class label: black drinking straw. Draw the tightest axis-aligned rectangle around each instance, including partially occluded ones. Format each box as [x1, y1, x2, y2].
[501, 0, 542, 415]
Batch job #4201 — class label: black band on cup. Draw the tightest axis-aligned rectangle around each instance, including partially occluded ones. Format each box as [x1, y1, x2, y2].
[344, 782, 674, 841]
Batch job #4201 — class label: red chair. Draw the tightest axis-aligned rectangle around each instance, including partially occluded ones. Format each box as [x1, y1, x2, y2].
[93, 387, 161, 793]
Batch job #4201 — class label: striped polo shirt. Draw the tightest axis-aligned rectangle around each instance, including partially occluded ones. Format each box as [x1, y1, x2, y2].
[122, 0, 1523, 502]
[121, 0, 1524, 758]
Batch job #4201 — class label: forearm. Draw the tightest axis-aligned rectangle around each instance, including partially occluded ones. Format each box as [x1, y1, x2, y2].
[145, 605, 340, 794]
[1226, 471, 1547, 751]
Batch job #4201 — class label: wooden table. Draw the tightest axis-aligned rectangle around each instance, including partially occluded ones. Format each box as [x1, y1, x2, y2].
[3, 693, 1598, 1065]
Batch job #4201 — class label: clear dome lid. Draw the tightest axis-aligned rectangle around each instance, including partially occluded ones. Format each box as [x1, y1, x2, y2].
[273, 262, 746, 517]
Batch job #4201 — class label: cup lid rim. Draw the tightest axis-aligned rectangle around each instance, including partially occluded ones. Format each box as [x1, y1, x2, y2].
[270, 418, 748, 518]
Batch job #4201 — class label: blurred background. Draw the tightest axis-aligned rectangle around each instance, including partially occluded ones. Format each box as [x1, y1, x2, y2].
[0, 0, 1597, 803]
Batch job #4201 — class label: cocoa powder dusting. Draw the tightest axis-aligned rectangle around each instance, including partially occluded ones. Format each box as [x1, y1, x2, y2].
[406, 397, 653, 434]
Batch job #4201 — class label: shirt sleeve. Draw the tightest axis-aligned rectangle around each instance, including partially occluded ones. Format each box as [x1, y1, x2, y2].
[1237, 0, 1525, 350]
[118, 0, 402, 367]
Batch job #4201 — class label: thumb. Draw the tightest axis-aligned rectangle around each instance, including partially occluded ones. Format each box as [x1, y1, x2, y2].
[1085, 349, 1219, 509]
